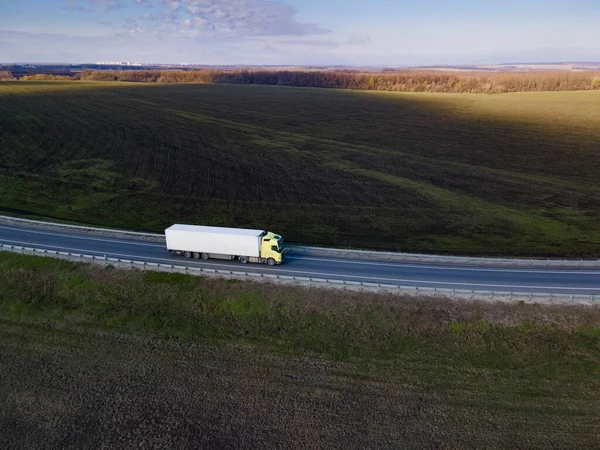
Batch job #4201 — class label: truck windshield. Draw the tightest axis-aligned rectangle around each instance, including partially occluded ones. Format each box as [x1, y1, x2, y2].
[278, 238, 285, 251]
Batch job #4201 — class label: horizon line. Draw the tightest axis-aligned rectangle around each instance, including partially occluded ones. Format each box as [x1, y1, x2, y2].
[2, 61, 600, 68]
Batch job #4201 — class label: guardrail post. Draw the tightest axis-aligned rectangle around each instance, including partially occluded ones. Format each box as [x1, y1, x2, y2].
[170, 265, 174, 273]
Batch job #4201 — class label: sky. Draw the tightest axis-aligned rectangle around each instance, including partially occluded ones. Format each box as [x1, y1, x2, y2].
[0, 0, 599, 65]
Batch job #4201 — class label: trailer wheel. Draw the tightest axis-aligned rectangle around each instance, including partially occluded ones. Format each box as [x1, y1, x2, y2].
[184, 251, 192, 259]
[201, 253, 209, 260]
[193, 252, 201, 259]
[239, 256, 249, 264]
[267, 258, 276, 266]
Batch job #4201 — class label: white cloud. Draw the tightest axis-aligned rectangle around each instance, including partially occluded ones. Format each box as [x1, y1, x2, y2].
[164, 0, 181, 10]
[124, 18, 140, 29]
[65, 0, 124, 11]
[344, 34, 372, 46]
[193, 17, 209, 28]
[35, 0, 359, 63]
[119, 0, 328, 38]
[174, 0, 328, 36]
[160, 10, 180, 24]
[63, 1, 94, 11]
[64, 0, 328, 41]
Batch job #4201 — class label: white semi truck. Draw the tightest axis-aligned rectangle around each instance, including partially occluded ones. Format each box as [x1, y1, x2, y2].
[165, 224, 285, 265]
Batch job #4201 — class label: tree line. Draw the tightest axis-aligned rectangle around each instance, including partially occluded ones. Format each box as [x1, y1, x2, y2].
[9, 69, 600, 93]
[20, 73, 74, 81]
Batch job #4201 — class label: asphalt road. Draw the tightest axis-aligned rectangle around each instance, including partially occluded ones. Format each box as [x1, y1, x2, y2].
[1, 224, 599, 295]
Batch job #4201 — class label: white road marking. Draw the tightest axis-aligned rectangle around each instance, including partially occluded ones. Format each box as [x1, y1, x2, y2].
[1, 239, 599, 292]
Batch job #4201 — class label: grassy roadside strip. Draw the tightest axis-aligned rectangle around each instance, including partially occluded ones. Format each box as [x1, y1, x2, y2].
[2, 252, 600, 446]
[2, 251, 600, 364]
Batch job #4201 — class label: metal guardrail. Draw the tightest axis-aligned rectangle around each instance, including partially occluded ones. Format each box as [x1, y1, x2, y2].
[1, 214, 600, 268]
[0, 215, 165, 242]
[1, 244, 598, 305]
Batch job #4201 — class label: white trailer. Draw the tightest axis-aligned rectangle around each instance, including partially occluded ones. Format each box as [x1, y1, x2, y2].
[165, 224, 285, 265]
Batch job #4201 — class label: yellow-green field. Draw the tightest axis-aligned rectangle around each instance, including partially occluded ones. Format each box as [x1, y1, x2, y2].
[1, 81, 600, 255]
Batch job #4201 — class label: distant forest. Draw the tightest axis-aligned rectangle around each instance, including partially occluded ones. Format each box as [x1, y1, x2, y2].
[5, 69, 600, 94]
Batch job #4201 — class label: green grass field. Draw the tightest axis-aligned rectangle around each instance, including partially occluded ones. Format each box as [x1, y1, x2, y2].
[2, 252, 600, 448]
[1, 81, 600, 255]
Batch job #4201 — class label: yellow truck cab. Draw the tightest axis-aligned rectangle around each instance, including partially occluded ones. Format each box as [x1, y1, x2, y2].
[261, 232, 286, 264]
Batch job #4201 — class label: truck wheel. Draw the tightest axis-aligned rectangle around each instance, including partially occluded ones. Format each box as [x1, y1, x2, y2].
[201, 253, 209, 260]
[184, 251, 192, 259]
[193, 252, 201, 259]
[267, 258, 276, 266]
[239, 256, 249, 264]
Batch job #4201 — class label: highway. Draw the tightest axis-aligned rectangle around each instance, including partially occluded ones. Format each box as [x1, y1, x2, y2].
[1, 223, 599, 295]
